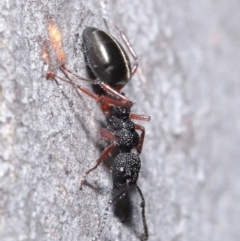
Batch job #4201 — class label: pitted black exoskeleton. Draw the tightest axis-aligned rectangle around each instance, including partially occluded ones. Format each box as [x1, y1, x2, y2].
[109, 106, 140, 152]
[46, 23, 149, 241]
[107, 105, 141, 189]
[112, 152, 141, 190]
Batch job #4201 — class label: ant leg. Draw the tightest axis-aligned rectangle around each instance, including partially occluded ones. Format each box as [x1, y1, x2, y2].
[80, 129, 118, 190]
[80, 143, 115, 190]
[47, 72, 132, 108]
[130, 113, 151, 121]
[110, 25, 139, 76]
[60, 66, 133, 108]
[136, 185, 148, 241]
[100, 0, 138, 76]
[110, 23, 149, 91]
[100, 129, 116, 142]
[135, 124, 145, 154]
[116, 27, 139, 76]
[97, 81, 133, 107]
[47, 72, 101, 101]
[61, 65, 93, 84]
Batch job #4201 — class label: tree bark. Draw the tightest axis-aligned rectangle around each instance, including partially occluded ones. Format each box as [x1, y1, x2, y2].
[1, 0, 240, 240]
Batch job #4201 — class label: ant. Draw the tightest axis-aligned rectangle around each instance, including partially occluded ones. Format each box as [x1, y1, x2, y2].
[43, 20, 150, 241]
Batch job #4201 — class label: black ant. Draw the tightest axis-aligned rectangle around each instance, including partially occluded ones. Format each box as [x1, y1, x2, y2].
[44, 21, 150, 241]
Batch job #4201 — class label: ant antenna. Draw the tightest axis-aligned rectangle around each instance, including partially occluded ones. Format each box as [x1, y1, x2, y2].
[136, 185, 148, 241]
[91, 202, 110, 241]
[91, 186, 132, 241]
[91, 185, 148, 241]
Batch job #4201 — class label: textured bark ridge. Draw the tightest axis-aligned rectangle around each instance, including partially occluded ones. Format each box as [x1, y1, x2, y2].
[0, 0, 240, 241]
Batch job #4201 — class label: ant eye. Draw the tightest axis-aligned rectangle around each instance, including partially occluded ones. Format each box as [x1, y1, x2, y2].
[118, 167, 125, 172]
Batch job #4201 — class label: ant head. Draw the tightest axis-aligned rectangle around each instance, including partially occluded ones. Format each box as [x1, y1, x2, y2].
[112, 153, 141, 190]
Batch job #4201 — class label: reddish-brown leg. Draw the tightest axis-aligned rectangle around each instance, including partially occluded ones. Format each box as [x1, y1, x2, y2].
[100, 0, 138, 77]
[60, 66, 133, 108]
[80, 129, 118, 190]
[80, 143, 115, 190]
[117, 27, 139, 76]
[135, 124, 145, 154]
[47, 72, 133, 109]
[130, 113, 151, 121]
[103, 22, 139, 77]
[100, 129, 116, 142]
[47, 72, 101, 101]
[97, 81, 133, 107]
[61, 65, 92, 83]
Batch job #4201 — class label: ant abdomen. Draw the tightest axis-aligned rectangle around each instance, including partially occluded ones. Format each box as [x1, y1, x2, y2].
[82, 27, 131, 88]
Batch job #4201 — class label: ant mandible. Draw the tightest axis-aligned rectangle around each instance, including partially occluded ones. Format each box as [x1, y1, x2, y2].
[43, 20, 150, 241]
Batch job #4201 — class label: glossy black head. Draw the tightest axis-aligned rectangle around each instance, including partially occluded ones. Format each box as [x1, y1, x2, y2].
[82, 27, 131, 89]
[112, 153, 141, 190]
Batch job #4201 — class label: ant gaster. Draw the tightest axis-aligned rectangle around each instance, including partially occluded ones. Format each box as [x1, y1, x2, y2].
[44, 22, 150, 241]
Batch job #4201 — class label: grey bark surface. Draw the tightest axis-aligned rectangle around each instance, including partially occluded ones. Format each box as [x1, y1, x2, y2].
[0, 0, 240, 241]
